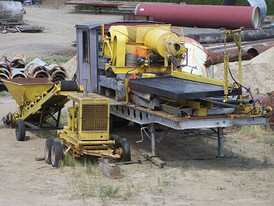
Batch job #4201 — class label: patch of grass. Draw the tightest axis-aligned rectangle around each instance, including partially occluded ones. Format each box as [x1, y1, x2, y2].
[179, 161, 189, 174]
[100, 185, 120, 200]
[231, 125, 274, 146]
[41, 56, 72, 65]
[122, 183, 133, 201]
[0, 92, 6, 97]
[69, 173, 95, 199]
[60, 154, 77, 167]
[82, 157, 98, 175]
[262, 156, 272, 166]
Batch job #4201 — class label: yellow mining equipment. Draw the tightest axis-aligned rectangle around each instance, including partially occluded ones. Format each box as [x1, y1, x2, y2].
[102, 24, 186, 74]
[45, 93, 131, 167]
[2, 78, 83, 141]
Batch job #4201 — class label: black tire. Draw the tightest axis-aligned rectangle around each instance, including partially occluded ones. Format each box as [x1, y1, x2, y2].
[121, 138, 131, 162]
[51, 141, 63, 167]
[110, 135, 121, 149]
[44, 138, 54, 164]
[15, 119, 26, 141]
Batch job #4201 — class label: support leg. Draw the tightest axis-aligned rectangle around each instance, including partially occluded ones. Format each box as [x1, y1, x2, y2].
[39, 108, 44, 128]
[142, 124, 165, 168]
[149, 123, 156, 156]
[217, 127, 224, 158]
[56, 109, 61, 128]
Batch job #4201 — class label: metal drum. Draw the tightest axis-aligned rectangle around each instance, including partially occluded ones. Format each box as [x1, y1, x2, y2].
[0, 1, 23, 22]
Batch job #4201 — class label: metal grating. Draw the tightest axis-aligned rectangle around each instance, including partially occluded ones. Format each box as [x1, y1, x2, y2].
[82, 104, 108, 131]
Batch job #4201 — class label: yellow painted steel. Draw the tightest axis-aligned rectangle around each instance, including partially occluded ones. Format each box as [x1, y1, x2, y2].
[103, 24, 186, 73]
[2, 79, 83, 123]
[105, 64, 170, 74]
[59, 93, 121, 159]
[2, 78, 53, 107]
[171, 70, 235, 88]
[144, 29, 183, 57]
[161, 97, 213, 116]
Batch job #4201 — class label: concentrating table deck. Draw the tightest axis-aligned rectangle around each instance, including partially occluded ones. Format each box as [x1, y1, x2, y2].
[129, 77, 241, 100]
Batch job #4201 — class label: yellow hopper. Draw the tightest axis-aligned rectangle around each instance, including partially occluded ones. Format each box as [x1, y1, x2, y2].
[2, 78, 53, 106]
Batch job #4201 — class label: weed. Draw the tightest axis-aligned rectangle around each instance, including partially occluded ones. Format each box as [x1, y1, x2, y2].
[122, 183, 133, 201]
[262, 156, 272, 166]
[263, 135, 274, 146]
[217, 186, 226, 190]
[41, 56, 73, 65]
[60, 154, 77, 167]
[157, 177, 170, 187]
[0, 92, 6, 97]
[69, 174, 95, 199]
[248, 171, 257, 179]
[179, 161, 189, 174]
[231, 125, 274, 146]
[82, 157, 98, 175]
[100, 185, 120, 200]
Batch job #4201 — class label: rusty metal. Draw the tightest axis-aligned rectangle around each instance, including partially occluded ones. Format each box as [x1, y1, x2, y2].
[178, 29, 274, 45]
[179, 36, 213, 78]
[25, 64, 50, 79]
[254, 92, 274, 125]
[49, 65, 68, 82]
[10, 53, 26, 68]
[206, 41, 274, 65]
[135, 3, 261, 29]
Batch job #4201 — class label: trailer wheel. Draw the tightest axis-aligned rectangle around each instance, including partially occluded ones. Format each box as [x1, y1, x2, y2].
[44, 138, 54, 164]
[51, 141, 63, 167]
[121, 138, 131, 162]
[15, 119, 26, 141]
[110, 135, 121, 149]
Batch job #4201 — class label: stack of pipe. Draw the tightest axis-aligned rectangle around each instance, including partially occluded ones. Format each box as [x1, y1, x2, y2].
[0, 62, 11, 80]
[25, 63, 50, 79]
[49, 65, 68, 82]
[24, 58, 68, 81]
[9, 53, 26, 68]
[0, 55, 69, 90]
[3, 54, 27, 79]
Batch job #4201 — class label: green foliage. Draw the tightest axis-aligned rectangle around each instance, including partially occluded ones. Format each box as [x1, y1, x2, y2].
[100, 185, 120, 199]
[61, 154, 76, 167]
[0, 92, 6, 97]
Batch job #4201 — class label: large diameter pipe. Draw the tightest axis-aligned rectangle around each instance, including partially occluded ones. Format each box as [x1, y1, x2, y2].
[222, 0, 266, 22]
[0, 1, 23, 22]
[135, 3, 261, 29]
[207, 41, 274, 65]
[181, 29, 274, 44]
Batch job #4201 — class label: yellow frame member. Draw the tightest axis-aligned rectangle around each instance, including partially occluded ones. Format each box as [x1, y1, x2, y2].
[58, 93, 121, 159]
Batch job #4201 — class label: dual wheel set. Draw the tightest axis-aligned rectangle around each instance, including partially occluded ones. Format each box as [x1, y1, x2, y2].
[14, 119, 131, 167]
[44, 138, 63, 167]
[44, 136, 131, 168]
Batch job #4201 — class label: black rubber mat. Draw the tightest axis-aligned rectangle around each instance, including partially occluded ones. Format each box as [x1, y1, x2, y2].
[129, 77, 241, 100]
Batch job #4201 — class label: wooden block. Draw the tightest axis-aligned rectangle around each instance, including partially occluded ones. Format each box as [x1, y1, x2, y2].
[142, 153, 165, 168]
[99, 159, 121, 179]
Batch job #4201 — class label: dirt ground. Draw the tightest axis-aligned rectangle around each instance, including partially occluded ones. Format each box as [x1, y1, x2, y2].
[0, 6, 274, 206]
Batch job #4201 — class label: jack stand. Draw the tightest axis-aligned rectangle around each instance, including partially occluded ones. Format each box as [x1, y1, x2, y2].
[217, 127, 225, 158]
[149, 123, 156, 156]
[142, 124, 166, 168]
